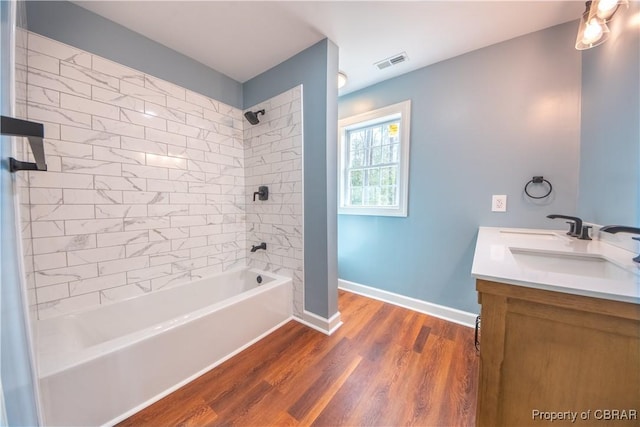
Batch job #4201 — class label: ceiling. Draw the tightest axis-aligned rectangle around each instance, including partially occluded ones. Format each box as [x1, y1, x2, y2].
[74, 1, 584, 95]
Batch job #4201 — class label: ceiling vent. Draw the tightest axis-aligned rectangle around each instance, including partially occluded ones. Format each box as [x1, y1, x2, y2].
[375, 52, 408, 70]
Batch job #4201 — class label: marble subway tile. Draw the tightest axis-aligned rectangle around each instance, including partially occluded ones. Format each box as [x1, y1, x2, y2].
[149, 249, 191, 267]
[64, 218, 124, 235]
[151, 272, 191, 290]
[168, 169, 205, 183]
[169, 215, 207, 228]
[122, 191, 169, 205]
[63, 189, 122, 204]
[98, 256, 149, 276]
[67, 246, 125, 267]
[92, 86, 144, 112]
[121, 136, 167, 155]
[126, 263, 172, 284]
[122, 163, 168, 180]
[92, 56, 145, 86]
[93, 146, 146, 165]
[121, 108, 166, 131]
[120, 80, 166, 105]
[96, 230, 148, 248]
[125, 241, 172, 258]
[30, 188, 63, 205]
[28, 86, 60, 107]
[123, 216, 170, 231]
[60, 93, 120, 120]
[145, 128, 187, 147]
[69, 272, 127, 296]
[35, 263, 98, 287]
[28, 103, 91, 129]
[60, 125, 120, 148]
[186, 90, 219, 112]
[32, 234, 96, 256]
[44, 139, 93, 159]
[95, 175, 146, 191]
[60, 62, 119, 91]
[148, 227, 190, 242]
[147, 205, 188, 217]
[145, 102, 186, 123]
[144, 75, 185, 100]
[146, 179, 188, 193]
[62, 158, 121, 177]
[31, 221, 65, 238]
[95, 205, 148, 219]
[145, 153, 186, 170]
[28, 33, 91, 67]
[167, 96, 203, 117]
[171, 236, 207, 251]
[31, 204, 95, 221]
[34, 252, 67, 271]
[93, 116, 145, 139]
[36, 283, 70, 304]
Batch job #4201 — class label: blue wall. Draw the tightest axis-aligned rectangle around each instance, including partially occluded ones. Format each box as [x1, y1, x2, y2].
[578, 2, 640, 226]
[244, 39, 339, 319]
[26, 1, 242, 108]
[338, 22, 582, 313]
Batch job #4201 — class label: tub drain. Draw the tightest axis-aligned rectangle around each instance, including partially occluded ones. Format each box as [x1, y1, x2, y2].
[256, 275, 263, 284]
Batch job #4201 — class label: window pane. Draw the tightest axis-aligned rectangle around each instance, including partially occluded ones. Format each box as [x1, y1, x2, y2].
[350, 187, 363, 205]
[364, 186, 379, 206]
[350, 149, 364, 167]
[350, 170, 363, 186]
[367, 168, 380, 186]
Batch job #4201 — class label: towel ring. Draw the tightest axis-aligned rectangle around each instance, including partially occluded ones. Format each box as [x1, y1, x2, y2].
[524, 176, 552, 199]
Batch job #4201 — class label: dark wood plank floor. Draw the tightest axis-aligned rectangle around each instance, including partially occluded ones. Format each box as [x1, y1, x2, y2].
[119, 290, 478, 426]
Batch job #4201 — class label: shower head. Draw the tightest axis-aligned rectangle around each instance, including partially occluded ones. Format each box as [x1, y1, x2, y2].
[244, 109, 265, 125]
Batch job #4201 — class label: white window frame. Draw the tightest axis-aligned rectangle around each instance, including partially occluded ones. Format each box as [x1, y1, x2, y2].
[338, 100, 411, 217]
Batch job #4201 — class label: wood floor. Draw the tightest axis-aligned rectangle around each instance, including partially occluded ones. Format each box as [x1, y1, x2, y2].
[118, 290, 478, 427]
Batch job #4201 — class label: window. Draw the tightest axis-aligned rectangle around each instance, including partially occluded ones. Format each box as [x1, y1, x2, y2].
[338, 100, 411, 217]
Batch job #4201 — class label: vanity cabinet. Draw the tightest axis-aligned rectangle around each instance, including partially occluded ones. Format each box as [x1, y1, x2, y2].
[475, 279, 640, 427]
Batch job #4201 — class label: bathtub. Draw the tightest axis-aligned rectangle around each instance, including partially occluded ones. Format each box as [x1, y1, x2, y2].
[36, 268, 292, 426]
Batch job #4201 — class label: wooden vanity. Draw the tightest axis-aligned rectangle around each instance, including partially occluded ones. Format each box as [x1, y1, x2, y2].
[475, 279, 640, 426]
[472, 227, 640, 427]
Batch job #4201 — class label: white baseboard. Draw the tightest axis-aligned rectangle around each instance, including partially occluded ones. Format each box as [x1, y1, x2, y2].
[295, 310, 343, 335]
[338, 279, 477, 328]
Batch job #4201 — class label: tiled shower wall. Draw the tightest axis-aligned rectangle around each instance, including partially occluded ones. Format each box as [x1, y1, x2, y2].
[17, 32, 303, 319]
[244, 88, 304, 317]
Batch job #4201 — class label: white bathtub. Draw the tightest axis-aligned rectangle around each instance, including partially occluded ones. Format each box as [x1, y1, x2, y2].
[36, 268, 292, 426]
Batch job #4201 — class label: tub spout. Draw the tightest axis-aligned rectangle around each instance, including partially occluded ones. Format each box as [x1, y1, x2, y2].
[251, 242, 267, 253]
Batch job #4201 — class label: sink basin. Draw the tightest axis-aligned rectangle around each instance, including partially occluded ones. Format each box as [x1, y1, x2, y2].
[500, 230, 559, 241]
[510, 248, 638, 281]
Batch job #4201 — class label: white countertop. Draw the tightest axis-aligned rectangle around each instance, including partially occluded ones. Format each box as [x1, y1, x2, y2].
[471, 227, 640, 304]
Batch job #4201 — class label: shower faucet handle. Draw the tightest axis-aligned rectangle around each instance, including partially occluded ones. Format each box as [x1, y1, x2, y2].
[253, 186, 269, 201]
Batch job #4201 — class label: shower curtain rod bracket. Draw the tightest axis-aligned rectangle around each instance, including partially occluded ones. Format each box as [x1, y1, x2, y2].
[1, 115, 48, 172]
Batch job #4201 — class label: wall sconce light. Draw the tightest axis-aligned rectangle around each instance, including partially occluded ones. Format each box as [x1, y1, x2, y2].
[338, 71, 347, 89]
[575, 0, 629, 50]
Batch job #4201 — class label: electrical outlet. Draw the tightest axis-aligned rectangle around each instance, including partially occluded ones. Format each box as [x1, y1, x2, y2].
[492, 195, 507, 212]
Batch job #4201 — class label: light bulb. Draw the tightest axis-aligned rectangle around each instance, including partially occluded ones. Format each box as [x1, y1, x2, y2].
[596, 0, 628, 21]
[338, 72, 347, 89]
[583, 18, 605, 44]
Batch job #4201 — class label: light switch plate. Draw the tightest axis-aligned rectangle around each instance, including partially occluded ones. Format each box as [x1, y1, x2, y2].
[492, 195, 507, 212]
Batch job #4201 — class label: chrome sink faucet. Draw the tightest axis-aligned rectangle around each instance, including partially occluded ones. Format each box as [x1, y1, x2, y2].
[600, 226, 640, 263]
